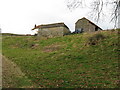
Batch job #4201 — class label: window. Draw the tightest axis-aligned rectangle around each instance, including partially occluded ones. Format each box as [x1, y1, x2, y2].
[95, 27, 98, 31]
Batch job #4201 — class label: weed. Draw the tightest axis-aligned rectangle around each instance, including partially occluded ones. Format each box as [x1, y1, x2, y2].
[87, 33, 106, 45]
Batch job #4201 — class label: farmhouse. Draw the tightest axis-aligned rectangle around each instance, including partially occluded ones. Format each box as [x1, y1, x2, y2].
[32, 23, 71, 38]
[75, 17, 102, 33]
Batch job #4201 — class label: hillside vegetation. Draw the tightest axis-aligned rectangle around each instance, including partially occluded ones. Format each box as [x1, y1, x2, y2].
[2, 29, 119, 88]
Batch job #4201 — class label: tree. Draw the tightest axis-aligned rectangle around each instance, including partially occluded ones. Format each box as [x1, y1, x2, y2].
[66, 0, 120, 28]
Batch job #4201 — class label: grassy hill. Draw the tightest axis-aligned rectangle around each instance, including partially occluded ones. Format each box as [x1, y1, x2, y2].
[2, 29, 119, 88]
[1, 33, 24, 36]
[1, 33, 32, 36]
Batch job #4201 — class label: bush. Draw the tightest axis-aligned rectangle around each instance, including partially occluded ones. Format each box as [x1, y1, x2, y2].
[88, 33, 106, 45]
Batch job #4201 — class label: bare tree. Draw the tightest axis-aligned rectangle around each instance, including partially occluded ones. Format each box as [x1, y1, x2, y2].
[66, 0, 86, 11]
[66, 0, 120, 28]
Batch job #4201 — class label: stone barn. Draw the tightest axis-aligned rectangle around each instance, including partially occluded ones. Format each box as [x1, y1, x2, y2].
[32, 23, 71, 38]
[75, 17, 102, 33]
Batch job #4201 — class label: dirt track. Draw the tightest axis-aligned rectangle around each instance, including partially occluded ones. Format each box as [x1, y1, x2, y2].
[2, 55, 25, 88]
[2, 55, 36, 88]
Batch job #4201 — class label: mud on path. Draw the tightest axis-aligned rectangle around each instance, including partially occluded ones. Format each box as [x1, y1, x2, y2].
[2, 55, 36, 88]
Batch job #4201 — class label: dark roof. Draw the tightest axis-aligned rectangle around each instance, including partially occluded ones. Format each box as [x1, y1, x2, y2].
[32, 22, 69, 30]
[76, 17, 102, 30]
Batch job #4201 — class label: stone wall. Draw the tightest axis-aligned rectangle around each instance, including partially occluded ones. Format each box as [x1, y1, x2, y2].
[38, 27, 64, 38]
[63, 27, 71, 35]
[75, 19, 96, 33]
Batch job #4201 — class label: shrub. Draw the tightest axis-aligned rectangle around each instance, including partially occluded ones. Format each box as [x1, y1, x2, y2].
[88, 33, 106, 45]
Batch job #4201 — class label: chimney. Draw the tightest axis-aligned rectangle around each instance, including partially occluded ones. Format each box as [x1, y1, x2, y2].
[35, 24, 37, 28]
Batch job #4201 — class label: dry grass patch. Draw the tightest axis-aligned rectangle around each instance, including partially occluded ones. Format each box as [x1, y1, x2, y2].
[2, 55, 35, 88]
[43, 44, 63, 52]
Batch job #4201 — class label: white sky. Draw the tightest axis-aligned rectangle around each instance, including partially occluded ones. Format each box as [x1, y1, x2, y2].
[0, 0, 115, 35]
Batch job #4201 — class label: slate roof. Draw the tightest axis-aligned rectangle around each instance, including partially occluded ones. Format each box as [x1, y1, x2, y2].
[32, 22, 69, 30]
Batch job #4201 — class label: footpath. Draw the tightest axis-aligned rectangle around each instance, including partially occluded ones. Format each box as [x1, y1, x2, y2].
[2, 55, 35, 88]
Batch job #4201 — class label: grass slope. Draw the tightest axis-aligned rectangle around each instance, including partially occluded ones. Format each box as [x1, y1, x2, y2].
[2, 30, 119, 88]
[2, 55, 34, 88]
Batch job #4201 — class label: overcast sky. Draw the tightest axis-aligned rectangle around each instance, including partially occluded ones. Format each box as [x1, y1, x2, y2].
[0, 0, 115, 35]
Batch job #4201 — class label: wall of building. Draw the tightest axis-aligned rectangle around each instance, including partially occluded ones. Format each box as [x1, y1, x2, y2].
[75, 19, 96, 33]
[63, 27, 71, 35]
[38, 27, 64, 38]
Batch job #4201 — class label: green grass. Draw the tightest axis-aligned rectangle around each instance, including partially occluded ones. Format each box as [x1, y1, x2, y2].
[3, 75, 34, 88]
[2, 30, 119, 88]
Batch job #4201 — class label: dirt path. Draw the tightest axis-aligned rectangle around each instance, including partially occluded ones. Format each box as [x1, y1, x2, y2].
[2, 55, 36, 88]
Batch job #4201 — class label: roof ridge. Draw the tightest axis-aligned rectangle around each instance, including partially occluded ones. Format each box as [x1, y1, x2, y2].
[32, 22, 68, 30]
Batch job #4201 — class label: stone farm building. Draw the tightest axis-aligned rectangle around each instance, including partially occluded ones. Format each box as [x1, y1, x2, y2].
[32, 23, 71, 38]
[75, 17, 102, 33]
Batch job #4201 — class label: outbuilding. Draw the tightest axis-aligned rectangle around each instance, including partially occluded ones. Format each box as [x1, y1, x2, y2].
[32, 23, 71, 38]
[75, 17, 102, 33]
